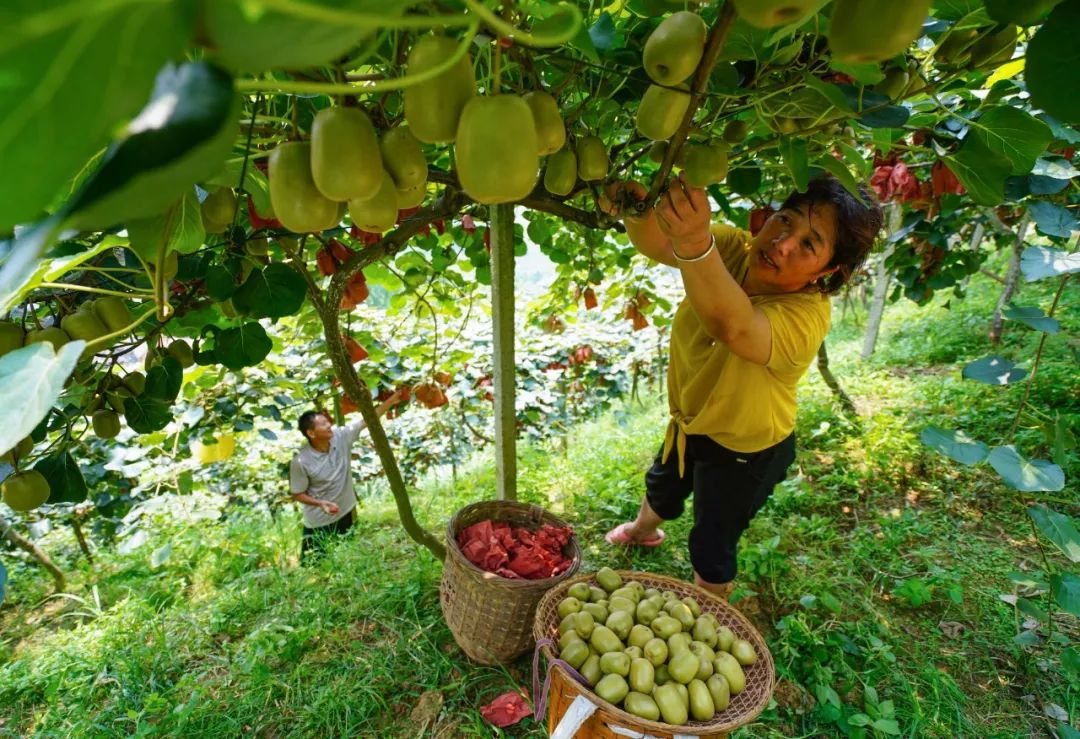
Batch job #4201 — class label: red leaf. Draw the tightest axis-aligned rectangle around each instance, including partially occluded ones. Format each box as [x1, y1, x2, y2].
[246, 197, 282, 230]
[328, 238, 354, 263]
[316, 249, 337, 276]
[930, 160, 965, 196]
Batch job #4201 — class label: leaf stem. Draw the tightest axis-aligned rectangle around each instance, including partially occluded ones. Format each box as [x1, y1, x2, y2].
[37, 283, 152, 299]
[236, 21, 481, 96]
[1007, 274, 1071, 440]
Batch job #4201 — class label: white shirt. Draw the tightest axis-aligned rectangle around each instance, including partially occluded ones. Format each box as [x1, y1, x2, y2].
[289, 418, 366, 528]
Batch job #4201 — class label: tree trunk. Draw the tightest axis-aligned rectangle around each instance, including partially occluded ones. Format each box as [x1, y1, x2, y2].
[71, 516, 93, 564]
[860, 246, 893, 360]
[286, 191, 468, 563]
[861, 203, 902, 360]
[2, 520, 66, 592]
[989, 213, 1029, 344]
[817, 340, 858, 418]
[490, 203, 517, 502]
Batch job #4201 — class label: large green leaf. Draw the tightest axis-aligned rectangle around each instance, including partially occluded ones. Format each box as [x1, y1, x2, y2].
[209, 322, 273, 370]
[920, 426, 989, 465]
[780, 138, 809, 192]
[1052, 573, 1080, 618]
[124, 356, 183, 433]
[971, 107, 1053, 175]
[66, 61, 240, 230]
[727, 165, 762, 196]
[946, 138, 1012, 206]
[962, 355, 1027, 385]
[1029, 506, 1080, 563]
[0, 341, 83, 457]
[34, 451, 87, 505]
[0, 1, 197, 231]
[1003, 305, 1061, 334]
[988, 446, 1065, 492]
[1027, 0, 1080, 125]
[127, 189, 206, 260]
[1021, 246, 1080, 281]
[230, 264, 307, 319]
[1029, 200, 1078, 239]
[815, 156, 863, 202]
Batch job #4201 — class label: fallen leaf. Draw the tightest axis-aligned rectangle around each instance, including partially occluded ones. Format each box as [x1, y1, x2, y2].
[938, 621, 965, 639]
[1044, 703, 1069, 722]
[410, 690, 444, 729]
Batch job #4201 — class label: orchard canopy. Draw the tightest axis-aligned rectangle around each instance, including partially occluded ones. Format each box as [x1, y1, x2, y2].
[0, 0, 1076, 561]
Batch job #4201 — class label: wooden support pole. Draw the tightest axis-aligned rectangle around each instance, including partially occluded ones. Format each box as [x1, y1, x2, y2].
[490, 203, 517, 501]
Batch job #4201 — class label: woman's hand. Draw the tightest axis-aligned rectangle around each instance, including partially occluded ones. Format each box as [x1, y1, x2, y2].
[656, 173, 712, 258]
[599, 180, 649, 219]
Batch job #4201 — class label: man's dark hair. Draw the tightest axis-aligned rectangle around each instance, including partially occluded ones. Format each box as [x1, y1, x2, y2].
[780, 175, 884, 294]
[298, 411, 322, 440]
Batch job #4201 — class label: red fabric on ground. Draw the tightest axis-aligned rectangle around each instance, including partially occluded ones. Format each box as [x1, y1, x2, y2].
[456, 519, 574, 580]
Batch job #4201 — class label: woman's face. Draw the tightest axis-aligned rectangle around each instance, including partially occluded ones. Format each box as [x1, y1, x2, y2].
[746, 202, 839, 295]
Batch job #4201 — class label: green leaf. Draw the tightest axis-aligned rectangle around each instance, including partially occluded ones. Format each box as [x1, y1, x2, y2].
[212, 322, 273, 370]
[971, 107, 1054, 175]
[231, 264, 307, 319]
[961, 355, 1027, 385]
[66, 61, 240, 230]
[1029, 200, 1078, 239]
[1061, 647, 1080, 678]
[920, 426, 989, 464]
[1021, 246, 1080, 281]
[1027, 0, 1080, 124]
[860, 105, 911, 129]
[780, 138, 809, 191]
[567, 15, 600, 63]
[1, 231, 124, 314]
[1029, 506, 1080, 562]
[127, 189, 207, 261]
[871, 718, 901, 735]
[848, 713, 871, 727]
[946, 138, 1013, 206]
[1014, 630, 1040, 646]
[988, 446, 1065, 492]
[34, 452, 87, 505]
[0, 342, 83, 458]
[1059, 722, 1080, 739]
[123, 394, 173, 434]
[1052, 573, 1080, 618]
[0, 1, 197, 231]
[727, 165, 762, 196]
[829, 61, 884, 86]
[815, 156, 863, 202]
[150, 542, 173, 569]
[1003, 305, 1061, 334]
[588, 11, 618, 51]
[123, 356, 183, 434]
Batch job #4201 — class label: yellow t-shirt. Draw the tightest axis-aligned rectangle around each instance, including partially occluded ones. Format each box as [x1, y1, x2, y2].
[664, 223, 831, 464]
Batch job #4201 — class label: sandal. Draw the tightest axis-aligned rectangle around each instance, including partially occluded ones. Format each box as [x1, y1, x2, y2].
[604, 522, 665, 548]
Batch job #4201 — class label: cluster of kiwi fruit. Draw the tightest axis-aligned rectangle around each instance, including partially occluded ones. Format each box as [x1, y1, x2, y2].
[555, 567, 758, 725]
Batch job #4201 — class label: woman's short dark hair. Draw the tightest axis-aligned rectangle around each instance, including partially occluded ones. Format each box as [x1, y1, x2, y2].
[298, 411, 322, 439]
[781, 175, 883, 294]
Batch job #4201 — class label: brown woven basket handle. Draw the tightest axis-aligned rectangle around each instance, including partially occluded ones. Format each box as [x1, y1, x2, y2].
[532, 637, 590, 721]
[529, 504, 544, 526]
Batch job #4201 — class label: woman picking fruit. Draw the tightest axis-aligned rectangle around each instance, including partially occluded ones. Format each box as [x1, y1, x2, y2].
[601, 174, 882, 599]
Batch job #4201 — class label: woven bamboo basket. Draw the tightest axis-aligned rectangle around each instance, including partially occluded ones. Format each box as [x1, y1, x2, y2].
[532, 571, 775, 738]
[440, 500, 581, 665]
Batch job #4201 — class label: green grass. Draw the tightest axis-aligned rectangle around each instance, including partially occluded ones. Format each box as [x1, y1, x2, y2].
[1, 272, 1077, 738]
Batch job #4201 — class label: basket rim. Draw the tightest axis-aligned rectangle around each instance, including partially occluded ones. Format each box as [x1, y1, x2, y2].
[445, 500, 582, 589]
[533, 569, 775, 735]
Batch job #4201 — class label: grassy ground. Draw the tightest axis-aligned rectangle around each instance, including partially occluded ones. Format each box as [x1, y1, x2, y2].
[1, 268, 1077, 738]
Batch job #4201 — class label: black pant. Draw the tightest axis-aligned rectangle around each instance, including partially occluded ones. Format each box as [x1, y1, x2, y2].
[301, 508, 355, 562]
[644, 433, 796, 584]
